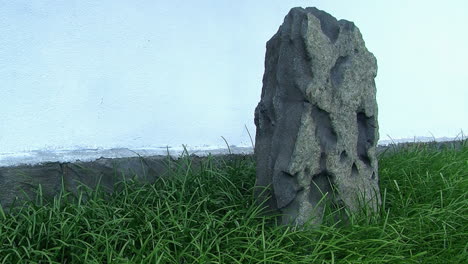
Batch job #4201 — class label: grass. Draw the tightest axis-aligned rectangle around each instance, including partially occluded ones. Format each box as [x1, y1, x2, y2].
[0, 141, 467, 263]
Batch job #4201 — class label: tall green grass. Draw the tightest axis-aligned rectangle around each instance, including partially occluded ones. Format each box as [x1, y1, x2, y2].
[0, 141, 466, 263]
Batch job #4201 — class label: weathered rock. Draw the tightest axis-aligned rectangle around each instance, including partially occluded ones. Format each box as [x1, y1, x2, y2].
[254, 7, 380, 226]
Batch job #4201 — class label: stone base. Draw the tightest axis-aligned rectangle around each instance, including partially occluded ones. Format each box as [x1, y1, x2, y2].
[0, 153, 250, 213]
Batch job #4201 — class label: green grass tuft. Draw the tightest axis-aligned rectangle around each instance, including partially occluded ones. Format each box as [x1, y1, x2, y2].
[0, 141, 466, 263]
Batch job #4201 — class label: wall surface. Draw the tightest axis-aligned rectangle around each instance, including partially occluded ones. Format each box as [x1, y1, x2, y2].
[1, 0, 466, 166]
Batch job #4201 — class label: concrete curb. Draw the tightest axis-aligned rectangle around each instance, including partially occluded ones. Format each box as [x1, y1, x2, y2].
[0, 140, 464, 213]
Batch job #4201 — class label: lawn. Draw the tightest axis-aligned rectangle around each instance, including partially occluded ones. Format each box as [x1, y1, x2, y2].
[0, 141, 466, 263]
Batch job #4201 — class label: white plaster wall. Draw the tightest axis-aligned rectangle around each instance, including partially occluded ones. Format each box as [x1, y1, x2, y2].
[1, 0, 266, 154]
[1, 0, 466, 165]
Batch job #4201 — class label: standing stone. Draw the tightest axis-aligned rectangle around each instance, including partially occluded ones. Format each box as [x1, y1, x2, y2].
[254, 7, 380, 226]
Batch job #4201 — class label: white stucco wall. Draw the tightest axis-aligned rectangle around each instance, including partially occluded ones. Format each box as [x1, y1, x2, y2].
[1, 1, 264, 154]
[1, 0, 466, 166]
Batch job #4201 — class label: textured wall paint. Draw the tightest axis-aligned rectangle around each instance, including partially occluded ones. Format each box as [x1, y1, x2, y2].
[1, 0, 266, 153]
[1, 0, 466, 160]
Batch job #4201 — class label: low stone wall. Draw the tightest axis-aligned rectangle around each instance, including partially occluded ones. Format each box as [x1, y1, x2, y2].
[0, 140, 464, 213]
[0, 155, 168, 212]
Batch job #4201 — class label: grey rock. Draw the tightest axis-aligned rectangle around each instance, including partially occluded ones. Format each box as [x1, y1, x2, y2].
[254, 7, 380, 226]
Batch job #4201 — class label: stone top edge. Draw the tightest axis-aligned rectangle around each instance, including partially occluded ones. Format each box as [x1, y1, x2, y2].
[0, 137, 464, 168]
[0, 146, 253, 168]
[288, 6, 352, 24]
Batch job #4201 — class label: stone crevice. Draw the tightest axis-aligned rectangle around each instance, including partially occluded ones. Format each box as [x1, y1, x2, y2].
[356, 111, 376, 167]
[330, 55, 350, 88]
[311, 105, 338, 153]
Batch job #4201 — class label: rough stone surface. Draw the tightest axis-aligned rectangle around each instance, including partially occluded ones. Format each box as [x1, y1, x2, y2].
[0, 163, 63, 210]
[0, 156, 172, 212]
[0, 154, 251, 213]
[254, 7, 381, 226]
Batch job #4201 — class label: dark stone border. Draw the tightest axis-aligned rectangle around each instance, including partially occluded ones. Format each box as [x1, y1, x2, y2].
[1, 140, 464, 213]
